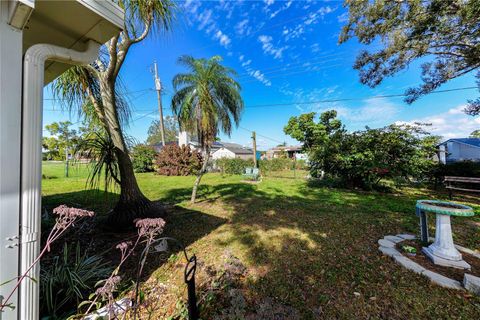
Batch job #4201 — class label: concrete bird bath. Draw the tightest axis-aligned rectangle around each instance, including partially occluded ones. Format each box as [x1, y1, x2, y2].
[416, 200, 474, 270]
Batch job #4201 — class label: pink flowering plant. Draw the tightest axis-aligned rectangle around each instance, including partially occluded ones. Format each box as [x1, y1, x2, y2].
[77, 217, 166, 319]
[0, 205, 94, 312]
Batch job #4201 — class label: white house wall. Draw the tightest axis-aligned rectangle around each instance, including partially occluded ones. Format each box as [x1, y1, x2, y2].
[0, 2, 23, 318]
[212, 148, 236, 159]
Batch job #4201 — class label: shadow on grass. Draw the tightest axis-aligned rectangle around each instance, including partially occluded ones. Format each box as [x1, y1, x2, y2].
[40, 189, 228, 318]
[41, 180, 480, 319]
[158, 181, 480, 319]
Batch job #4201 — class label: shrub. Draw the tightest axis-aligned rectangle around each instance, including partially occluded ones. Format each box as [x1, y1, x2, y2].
[284, 110, 440, 189]
[40, 243, 112, 318]
[156, 144, 202, 176]
[131, 144, 157, 173]
[438, 161, 480, 177]
[260, 158, 291, 172]
[215, 158, 254, 174]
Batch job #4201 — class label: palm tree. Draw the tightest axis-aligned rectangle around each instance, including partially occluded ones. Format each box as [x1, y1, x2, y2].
[52, 0, 175, 229]
[172, 55, 244, 203]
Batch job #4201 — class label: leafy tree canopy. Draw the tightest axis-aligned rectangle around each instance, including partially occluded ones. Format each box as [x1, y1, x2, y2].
[146, 116, 179, 145]
[43, 121, 80, 160]
[470, 130, 480, 138]
[284, 110, 440, 188]
[340, 0, 480, 114]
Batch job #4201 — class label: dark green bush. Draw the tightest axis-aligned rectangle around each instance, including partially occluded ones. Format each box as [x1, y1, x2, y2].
[435, 161, 480, 178]
[40, 243, 112, 319]
[259, 158, 294, 175]
[215, 158, 254, 174]
[156, 144, 202, 176]
[131, 144, 157, 173]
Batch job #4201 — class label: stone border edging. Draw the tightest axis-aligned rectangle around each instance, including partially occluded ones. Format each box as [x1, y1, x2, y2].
[378, 234, 480, 293]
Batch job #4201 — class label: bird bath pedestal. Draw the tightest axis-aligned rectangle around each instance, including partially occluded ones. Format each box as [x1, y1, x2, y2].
[416, 200, 474, 270]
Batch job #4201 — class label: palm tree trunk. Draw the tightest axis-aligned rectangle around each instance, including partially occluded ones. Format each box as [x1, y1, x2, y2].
[191, 147, 210, 203]
[100, 79, 164, 228]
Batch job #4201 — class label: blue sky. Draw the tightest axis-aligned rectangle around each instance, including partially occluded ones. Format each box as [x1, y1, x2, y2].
[43, 0, 480, 150]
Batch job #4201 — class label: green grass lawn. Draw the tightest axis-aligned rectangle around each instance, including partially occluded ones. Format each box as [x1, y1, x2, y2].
[41, 161, 480, 319]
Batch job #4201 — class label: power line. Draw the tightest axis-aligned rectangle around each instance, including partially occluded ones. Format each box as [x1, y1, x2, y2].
[241, 63, 345, 84]
[239, 126, 283, 144]
[44, 86, 479, 112]
[237, 51, 352, 78]
[244, 86, 479, 108]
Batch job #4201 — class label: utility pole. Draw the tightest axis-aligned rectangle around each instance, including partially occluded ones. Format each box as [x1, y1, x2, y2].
[153, 61, 166, 146]
[252, 131, 257, 168]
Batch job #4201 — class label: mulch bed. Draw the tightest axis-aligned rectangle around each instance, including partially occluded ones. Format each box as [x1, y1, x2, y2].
[397, 240, 480, 282]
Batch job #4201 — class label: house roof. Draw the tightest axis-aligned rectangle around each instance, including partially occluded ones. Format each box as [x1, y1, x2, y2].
[268, 145, 303, 152]
[441, 138, 480, 149]
[219, 142, 253, 154]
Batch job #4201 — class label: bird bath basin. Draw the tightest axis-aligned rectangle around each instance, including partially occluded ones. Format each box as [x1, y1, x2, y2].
[416, 200, 474, 270]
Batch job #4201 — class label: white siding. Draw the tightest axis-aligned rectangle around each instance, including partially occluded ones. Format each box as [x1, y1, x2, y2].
[0, 3, 22, 318]
[212, 148, 236, 159]
[447, 142, 480, 162]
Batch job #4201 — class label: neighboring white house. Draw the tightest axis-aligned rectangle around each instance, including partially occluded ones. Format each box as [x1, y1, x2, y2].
[0, 1, 123, 319]
[175, 131, 255, 159]
[266, 145, 306, 160]
[211, 142, 255, 160]
[438, 138, 480, 164]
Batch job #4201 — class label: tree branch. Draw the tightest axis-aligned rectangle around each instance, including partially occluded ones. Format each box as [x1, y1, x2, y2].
[106, 35, 120, 78]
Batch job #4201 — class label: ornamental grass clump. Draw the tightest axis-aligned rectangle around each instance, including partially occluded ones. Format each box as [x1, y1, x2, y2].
[0, 205, 94, 312]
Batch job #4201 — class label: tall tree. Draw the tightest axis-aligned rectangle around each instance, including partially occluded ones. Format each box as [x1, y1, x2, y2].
[339, 0, 480, 114]
[146, 116, 179, 145]
[171, 55, 244, 203]
[44, 121, 79, 161]
[52, 0, 175, 229]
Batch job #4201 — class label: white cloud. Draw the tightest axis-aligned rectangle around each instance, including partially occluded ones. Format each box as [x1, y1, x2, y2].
[242, 59, 252, 67]
[331, 98, 399, 125]
[197, 9, 213, 30]
[249, 69, 272, 86]
[214, 30, 231, 48]
[397, 105, 480, 139]
[258, 35, 287, 59]
[310, 43, 321, 53]
[235, 19, 250, 36]
[243, 65, 271, 86]
[337, 12, 349, 23]
[269, 0, 293, 19]
[264, 0, 274, 6]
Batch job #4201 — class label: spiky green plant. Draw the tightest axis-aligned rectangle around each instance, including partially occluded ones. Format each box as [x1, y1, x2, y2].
[40, 243, 112, 318]
[51, 0, 176, 228]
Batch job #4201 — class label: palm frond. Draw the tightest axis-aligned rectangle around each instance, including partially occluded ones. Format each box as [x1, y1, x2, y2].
[52, 66, 131, 127]
[74, 132, 120, 193]
[171, 55, 244, 148]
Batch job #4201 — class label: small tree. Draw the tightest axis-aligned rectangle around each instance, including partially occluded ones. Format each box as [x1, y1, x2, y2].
[131, 144, 157, 173]
[171, 55, 244, 203]
[44, 121, 79, 161]
[146, 116, 179, 145]
[53, 1, 175, 228]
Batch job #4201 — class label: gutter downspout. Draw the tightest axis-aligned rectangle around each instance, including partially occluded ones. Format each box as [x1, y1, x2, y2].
[19, 40, 100, 320]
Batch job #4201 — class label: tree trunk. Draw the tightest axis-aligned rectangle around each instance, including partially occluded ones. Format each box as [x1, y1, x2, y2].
[100, 79, 164, 229]
[191, 147, 210, 204]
